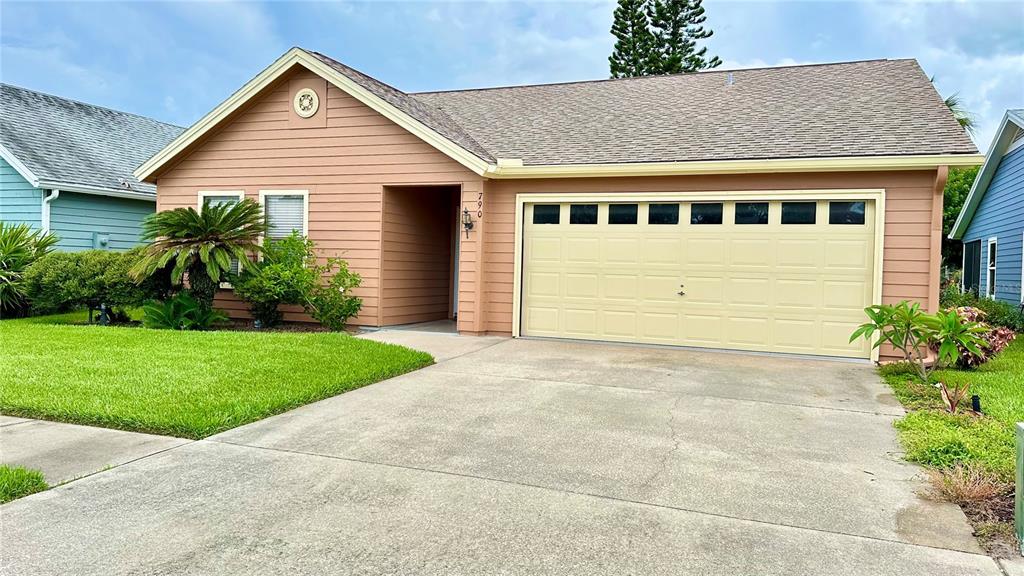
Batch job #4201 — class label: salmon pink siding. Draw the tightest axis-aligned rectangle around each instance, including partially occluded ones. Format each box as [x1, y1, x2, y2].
[155, 68, 483, 327]
[153, 65, 944, 359]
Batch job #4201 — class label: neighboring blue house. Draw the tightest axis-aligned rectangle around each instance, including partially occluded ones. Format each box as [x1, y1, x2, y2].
[950, 109, 1024, 305]
[0, 83, 183, 251]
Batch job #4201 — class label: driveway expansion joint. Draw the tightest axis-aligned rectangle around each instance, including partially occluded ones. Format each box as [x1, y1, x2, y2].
[205, 437, 990, 559]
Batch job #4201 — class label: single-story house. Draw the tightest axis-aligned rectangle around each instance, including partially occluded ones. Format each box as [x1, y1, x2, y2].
[0, 83, 183, 251]
[949, 109, 1024, 305]
[135, 47, 982, 360]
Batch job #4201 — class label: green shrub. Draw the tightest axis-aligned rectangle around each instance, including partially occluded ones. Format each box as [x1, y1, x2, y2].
[23, 248, 154, 317]
[232, 232, 362, 331]
[939, 288, 1024, 332]
[308, 258, 363, 331]
[142, 292, 228, 330]
[233, 233, 320, 327]
[0, 222, 58, 318]
[0, 465, 48, 504]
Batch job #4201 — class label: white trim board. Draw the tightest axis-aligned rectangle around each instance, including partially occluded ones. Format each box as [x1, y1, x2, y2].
[950, 110, 1024, 239]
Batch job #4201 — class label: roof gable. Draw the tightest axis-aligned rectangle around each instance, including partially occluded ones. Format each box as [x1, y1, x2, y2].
[949, 109, 1024, 239]
[136, 48, 493, 182]
[0, 83, 183, 197]
[137, 49, 983, 182]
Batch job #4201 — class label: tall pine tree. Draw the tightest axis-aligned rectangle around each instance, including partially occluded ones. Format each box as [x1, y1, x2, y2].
[647, 0, 721, 74]
[608, 0, 656, 78]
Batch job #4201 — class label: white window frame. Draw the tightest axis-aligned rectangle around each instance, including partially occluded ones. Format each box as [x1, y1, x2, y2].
[986, 237, 998, 299]
[198, 191, 246, 287]
[258, 189, 309, 240]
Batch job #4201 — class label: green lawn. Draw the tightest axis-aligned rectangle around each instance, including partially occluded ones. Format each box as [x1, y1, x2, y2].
[880, 338, 1024, 480]
[0, 314, 433, 439]
[0, 465, 48, 504]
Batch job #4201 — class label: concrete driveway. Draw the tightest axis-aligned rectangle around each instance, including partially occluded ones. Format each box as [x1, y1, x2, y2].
[2, 333, 1002, 575]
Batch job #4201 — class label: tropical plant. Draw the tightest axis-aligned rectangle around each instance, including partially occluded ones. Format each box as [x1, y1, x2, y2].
[948, 307, 1016, 369]
[943, 92, 978, 137]
[850, 301, 988, 412]
[306, 258, 363, 331]
[940, 166, 979, 266]
[131, 200, 265, 310]
[142, 292, 228, 330]
[233, 233, 321, 327]
[0, 222, 58, 317]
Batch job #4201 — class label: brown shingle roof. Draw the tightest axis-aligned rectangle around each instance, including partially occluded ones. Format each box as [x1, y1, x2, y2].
[304, 50, 977, 166]
[411, 58, 977, 165]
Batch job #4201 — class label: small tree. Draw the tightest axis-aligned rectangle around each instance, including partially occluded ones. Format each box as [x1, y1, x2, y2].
[609, 0, 657, 78]
[131, 200, 265, 310]
[233, 233, 321, 328]
[850, 301, 988, 412]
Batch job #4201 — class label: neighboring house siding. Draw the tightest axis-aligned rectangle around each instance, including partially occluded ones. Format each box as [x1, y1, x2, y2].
[0, 157, 42, 227]
[48, 191, 153, 252]
[963, 145, 1024, 303]
[155, 68, 484, 326]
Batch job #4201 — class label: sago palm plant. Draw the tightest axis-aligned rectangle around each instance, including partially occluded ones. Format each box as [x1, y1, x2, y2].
[0, 222, 58, 317]
[131, 199, 266, 309]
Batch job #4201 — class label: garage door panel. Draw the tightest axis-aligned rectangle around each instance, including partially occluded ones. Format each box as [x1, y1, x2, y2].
[522, 199, 876, 359]
[727, 277, 771, 306]
[644, 237, 684, 265]
[605, 238, 642, 263]
[731, 239, 774, 267]
[602, 310, 638, 338]
[566, 238, 600, 263]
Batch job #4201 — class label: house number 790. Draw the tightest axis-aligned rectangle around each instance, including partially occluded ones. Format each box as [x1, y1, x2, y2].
[477, 192, 483, 218]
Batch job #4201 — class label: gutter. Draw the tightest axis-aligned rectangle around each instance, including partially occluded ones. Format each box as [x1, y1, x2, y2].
[34, 181, 157, 202]
[41, 189, 60, 233]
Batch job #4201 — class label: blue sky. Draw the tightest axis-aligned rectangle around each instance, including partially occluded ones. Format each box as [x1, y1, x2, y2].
[2, 0, 1022, 152]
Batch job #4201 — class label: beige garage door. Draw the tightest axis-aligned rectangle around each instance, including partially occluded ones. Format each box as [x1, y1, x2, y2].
[521, 199, 876, 358]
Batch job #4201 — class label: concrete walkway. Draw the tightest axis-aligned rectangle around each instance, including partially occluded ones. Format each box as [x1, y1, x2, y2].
[1, 334, 1003, 575]
[1, 416, 188, 485]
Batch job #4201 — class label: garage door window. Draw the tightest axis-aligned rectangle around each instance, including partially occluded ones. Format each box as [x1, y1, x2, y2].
[570, 204, 598, 225]
[532, 204, 560, 224]
[690, 203, 723, 225]
[648, 203, 679, 225]
[781, 202, 816, 224]
[608, 204, 638, 224]
[735, 202, 769, 224]
[829, 201, 865, 225]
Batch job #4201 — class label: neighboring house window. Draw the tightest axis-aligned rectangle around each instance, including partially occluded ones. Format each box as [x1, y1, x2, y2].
[986, 238, 997, 298]
[199, 191, 244, 276]
[963, 240, 982, 295]
[260, 190, 309, 240]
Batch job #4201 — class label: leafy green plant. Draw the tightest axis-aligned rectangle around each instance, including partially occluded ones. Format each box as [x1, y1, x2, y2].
[233, 233, 320, 327]
[0, 222, 58, 317]
[131, 200, 265, 310]
[850, 301, 988, 412]
[938, 287, 1024, 332]
[23, 247, 154, 318]
[307, 258, 363, 331]
[142, 292, 228, 330]
[0, 465, 48, 504]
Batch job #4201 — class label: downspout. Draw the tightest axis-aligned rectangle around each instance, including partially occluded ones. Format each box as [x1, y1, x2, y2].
[41, 189, 60, 233]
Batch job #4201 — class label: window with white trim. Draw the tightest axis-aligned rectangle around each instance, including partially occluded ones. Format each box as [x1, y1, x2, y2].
[986, 238, 997, 298]
[261, 191, 308, 240]
[199, 191, 244, 275]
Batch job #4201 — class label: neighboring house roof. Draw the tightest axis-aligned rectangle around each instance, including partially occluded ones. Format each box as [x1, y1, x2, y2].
[0, 83, 184, 199]
[949, 109, 1024, 239]
[136, 47, 983, 182]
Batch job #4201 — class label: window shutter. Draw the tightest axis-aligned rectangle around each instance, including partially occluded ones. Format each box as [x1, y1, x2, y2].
[266, 195, 306, 240]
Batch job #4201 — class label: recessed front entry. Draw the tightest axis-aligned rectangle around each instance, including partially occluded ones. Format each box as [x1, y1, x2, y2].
[519, 198, 878, 358]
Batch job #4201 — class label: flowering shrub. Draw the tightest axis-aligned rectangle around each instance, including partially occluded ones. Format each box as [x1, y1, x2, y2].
[947, 307, 1016, 369]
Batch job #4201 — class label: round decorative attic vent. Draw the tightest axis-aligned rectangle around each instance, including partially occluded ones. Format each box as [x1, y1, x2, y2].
[293, 88, 319, 118]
